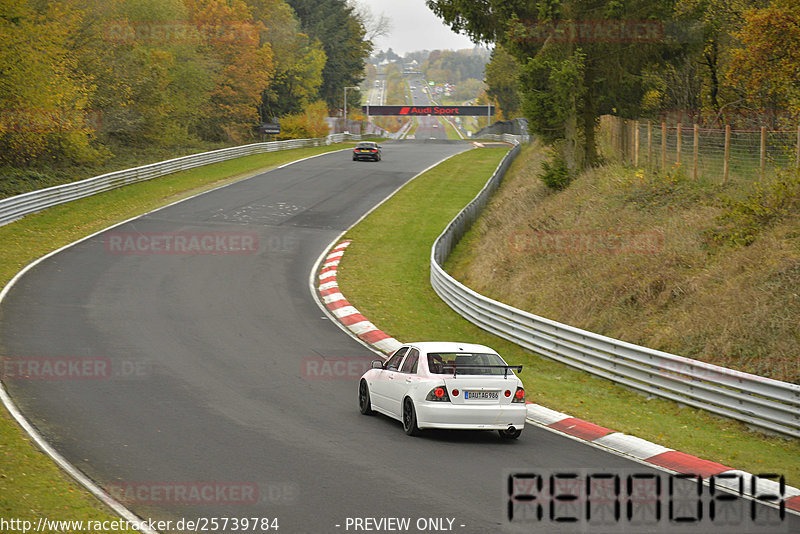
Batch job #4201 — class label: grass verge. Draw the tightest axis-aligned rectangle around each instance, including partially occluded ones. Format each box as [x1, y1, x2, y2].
[440, 118, 462, 140]
[0, 404, 141, 532]
[0, 142, 348, 524]
[406, 118, 420, 139]
[335, 144, 800, 487]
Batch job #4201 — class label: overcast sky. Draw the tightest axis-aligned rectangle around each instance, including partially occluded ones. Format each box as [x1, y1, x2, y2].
[362, 0, 478, 55]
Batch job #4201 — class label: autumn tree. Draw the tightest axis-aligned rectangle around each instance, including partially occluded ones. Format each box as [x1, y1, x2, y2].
[729, 0, 800, 123]
[0, 0, 100, 165]
[72, 0, 217, 146]
[185, 0, 274, 142]
[1, 0, 341, 169]
[347, 0, 391, 42]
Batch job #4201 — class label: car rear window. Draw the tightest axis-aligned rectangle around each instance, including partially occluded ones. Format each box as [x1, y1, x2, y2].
[427, 352, 508, 375]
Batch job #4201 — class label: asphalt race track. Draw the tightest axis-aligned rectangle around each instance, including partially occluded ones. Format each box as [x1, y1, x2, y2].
[1, 144, 796, 533]
[407, 77, 449, 141]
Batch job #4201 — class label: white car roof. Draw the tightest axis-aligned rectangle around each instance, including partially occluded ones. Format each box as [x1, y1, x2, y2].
[402, 341, 498, 355]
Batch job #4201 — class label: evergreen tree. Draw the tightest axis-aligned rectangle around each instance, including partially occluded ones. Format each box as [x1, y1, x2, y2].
[286, 0, 371, 109]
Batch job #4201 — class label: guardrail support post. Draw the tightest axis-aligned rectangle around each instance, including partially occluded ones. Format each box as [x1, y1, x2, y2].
[693, 124, 699, 180]
[796, 124, 800, 169]
[723, 125, 731, 184]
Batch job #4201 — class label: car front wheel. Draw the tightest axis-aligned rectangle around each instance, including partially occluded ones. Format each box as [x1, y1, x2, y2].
[359, 380, 373, 415]
[403, 398, 420, 436]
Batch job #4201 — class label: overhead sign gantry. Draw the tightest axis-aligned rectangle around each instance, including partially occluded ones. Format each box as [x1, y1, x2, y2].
[362, 105, 494, 116]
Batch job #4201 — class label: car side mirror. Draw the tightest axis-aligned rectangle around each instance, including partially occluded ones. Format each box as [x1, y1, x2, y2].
[372, 360, 383, 369]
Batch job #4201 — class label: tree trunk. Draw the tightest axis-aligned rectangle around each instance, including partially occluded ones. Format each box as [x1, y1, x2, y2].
[581, 60, 597, 168]
[704, 38, 720, 115]
[564, 92, 578, 174]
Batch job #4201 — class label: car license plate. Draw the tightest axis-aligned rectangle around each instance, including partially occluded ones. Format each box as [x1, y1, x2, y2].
[465, 390, 498, 400]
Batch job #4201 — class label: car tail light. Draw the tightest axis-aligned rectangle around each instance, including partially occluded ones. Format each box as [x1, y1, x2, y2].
[512, 387, 525, 403]
[504, 390, 511, 397]
[426, 386, 451, 402]
[452, 389, 459, 397]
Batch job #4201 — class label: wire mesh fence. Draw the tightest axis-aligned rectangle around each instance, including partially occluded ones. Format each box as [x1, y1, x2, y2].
[600, 116, 800, 182]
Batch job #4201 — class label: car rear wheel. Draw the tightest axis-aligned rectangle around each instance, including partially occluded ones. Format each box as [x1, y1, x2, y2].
[403, 398, 420, 436]
[359, 380, 373, 415]
[498, 427, 522, 440]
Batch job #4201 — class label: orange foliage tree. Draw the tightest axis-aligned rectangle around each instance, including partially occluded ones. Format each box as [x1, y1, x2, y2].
[186, 0, 274, 141]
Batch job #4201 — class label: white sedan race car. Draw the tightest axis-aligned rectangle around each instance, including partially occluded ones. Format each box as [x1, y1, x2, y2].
[358, 342, 526, 439]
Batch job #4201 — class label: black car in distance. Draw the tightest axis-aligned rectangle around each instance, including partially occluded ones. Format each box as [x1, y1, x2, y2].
[353, 141, 382, 162]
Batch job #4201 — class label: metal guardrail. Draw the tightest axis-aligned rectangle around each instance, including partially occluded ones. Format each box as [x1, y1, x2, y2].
[431, 136, 800, 439]
[477, 133, 532, 145]
[0, 134, 359, 227]
[475, 118, 530, 139]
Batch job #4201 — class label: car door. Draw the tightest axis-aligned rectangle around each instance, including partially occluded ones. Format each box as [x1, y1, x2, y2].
[369, 347, 407, 413]
[384, 348, 420, 418]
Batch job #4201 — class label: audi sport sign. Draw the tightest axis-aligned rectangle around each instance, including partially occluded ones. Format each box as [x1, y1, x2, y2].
[363, 105, 494, 116]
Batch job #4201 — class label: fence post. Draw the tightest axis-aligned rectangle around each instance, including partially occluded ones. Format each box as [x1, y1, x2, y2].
[676, 122, 682, 167]
[661, 121, 667, 170]
[634, 120, 640, 167]
[647, 121, 652, 168]
[760, 126, 766, 179]
[723, 125, 731, 184]
[693, 124, 699, 180]
[621, 119, 628, 161]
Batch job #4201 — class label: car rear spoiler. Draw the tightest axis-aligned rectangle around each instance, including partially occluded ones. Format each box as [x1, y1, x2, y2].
[440, 364, 523, 378]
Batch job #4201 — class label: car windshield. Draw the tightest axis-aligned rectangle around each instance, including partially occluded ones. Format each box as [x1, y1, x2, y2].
[356, 143, 376, 149]
[427, 352, 509, 375]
